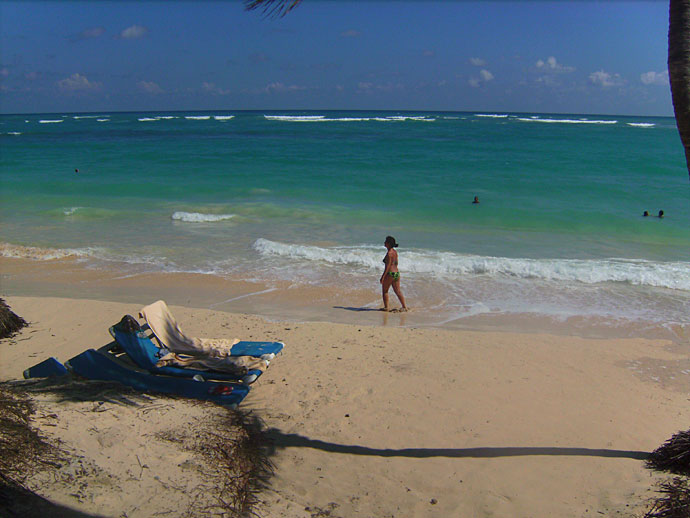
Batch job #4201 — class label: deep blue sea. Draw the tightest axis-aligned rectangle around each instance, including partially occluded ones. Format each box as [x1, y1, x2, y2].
[1, 111, 689, 334]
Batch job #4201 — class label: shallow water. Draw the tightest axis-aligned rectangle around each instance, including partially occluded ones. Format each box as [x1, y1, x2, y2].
[1, 111, 689, 335]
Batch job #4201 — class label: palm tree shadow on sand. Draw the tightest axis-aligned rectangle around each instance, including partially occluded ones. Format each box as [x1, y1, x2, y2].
[264, 429, 649, 460]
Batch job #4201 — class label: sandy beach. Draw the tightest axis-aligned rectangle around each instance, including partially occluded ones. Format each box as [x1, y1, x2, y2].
[2, 274, 689, 517]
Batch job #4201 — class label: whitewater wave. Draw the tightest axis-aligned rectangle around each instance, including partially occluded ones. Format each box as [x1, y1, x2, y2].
[627, 122, 655, 128]
[171, 211, 235, 222]
[518, 117, 618, 125]
[253, 239, 690, 291]
[138, 117, 158, 122]
[63, 207, 82, 216]
[3, 132, 21, 136]
[475, 114, 509, 118]
[0, 243, 95, 261]
[97, 119, 110, 122]
[264, 115, 435, 123]
[39, 120, 63, 124]
[185, 116, 211, 120]
[213, 115, 235, 121]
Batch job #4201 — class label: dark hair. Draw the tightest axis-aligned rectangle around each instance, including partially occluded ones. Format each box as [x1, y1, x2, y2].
[385, 236, 398, 247]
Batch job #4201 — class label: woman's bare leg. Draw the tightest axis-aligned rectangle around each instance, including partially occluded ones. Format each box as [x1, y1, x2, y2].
[392, 280, 407, 310]
[381, 277, 393, 311]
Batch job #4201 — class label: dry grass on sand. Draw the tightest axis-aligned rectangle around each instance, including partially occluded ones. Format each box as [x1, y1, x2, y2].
[0, 378, 274, 518]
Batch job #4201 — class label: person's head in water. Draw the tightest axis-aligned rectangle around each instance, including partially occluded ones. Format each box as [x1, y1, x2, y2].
[472, 196, 479, 204]
[384, 236, 398, 249]
[643, 210, 649, 217]
[658, 210, 664, 218]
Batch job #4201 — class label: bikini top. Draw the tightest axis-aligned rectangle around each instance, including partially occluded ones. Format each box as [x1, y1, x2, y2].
[383, 253, 398, 266]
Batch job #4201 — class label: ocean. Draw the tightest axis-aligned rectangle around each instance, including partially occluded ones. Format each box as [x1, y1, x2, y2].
[1, 110, 689, 337]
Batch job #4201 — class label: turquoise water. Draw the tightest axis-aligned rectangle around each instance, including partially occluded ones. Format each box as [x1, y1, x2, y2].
[1, 111, 689, 331]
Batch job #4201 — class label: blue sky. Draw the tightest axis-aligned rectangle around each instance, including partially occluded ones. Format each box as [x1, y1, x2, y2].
[0, 1, 673, 115]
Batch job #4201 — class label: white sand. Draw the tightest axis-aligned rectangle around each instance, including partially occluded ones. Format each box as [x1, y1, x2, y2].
[2, 295, 689, 517]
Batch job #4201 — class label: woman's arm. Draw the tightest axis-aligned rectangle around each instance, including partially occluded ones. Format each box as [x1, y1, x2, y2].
[380, 250, 392, 283]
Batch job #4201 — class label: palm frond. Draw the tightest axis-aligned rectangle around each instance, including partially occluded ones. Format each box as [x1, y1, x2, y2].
[244, 0, 302, 18]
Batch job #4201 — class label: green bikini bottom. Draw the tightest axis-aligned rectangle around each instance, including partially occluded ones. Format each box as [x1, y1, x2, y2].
[388, 271, 400, 281]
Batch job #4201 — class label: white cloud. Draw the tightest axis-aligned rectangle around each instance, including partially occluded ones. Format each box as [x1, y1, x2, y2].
[70, 27, 105, 42]
[470, 57, 486, 67]
[469, 69, 494, 88]
[138, 80, 164, 94]
[641, 70, 669, 86]
[536, 56, 574, 73]
[57, 73, 102, 91]
[589, 70, 624, 88]
[264, 82, 307, 93]
[202, 82, 230, 95]
[356, 81, 403, 93]
[118, 25, 148, 40]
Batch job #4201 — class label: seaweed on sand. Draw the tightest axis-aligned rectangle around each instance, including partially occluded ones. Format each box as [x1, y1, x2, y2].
[0, 384, 62, 487]
[0, 383, 71, 518]
[644, 477, 690, 518]
[2, 378, 274, 518]
[157, 406, 274, 517]
[0, 299, 27, 340]
[647, 430, 690, 476]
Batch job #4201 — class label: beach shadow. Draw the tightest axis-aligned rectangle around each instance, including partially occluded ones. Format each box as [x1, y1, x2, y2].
[3, 378, 153, 407]
[333, 306, 382, 312]
[265, 429, 649, 460]
[1, 480, 108, 518]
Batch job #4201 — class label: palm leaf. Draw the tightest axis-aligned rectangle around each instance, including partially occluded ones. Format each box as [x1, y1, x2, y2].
[244, 0, 302, 18]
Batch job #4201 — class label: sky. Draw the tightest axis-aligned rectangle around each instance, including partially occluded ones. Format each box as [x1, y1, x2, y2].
[0, 1, 674, 116]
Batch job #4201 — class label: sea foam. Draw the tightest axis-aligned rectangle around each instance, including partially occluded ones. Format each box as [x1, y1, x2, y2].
[264, 114, 435, 123]
[39, 119, 63, 124]
[253, 239, 690, 291]
[0, 243, 94, 261]
[172, 211, 235, 222]
[518, 117, 617, 125]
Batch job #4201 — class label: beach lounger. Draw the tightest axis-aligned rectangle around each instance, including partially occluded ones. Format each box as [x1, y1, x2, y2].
[64, 348, 249, 406]
[139, 300, 284, 359]
[109, 320, 266, 385]
[23, 357, 68, 379]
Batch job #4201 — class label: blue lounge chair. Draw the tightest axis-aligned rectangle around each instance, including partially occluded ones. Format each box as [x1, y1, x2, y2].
[109, 325, 267, 384]
[23, 357, 68, 379]
[64, 348, 249, 406]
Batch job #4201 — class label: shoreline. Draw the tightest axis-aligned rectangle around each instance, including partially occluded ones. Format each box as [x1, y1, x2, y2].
[1, 256, 685, 343]
[2, 293, 689, 516]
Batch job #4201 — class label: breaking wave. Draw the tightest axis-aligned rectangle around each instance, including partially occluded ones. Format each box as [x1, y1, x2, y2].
[171, 211, 235, 222]
[263, 115, 435, 122]
[0, 243, 95, 261]
[253, 239, 690, 290]
[517, 117, 618, 125]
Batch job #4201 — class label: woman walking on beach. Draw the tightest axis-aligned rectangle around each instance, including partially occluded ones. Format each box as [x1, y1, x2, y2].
[381, 236, 407, 312]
